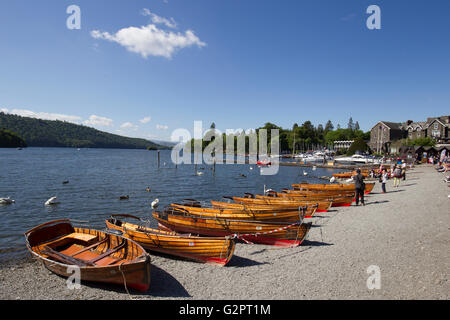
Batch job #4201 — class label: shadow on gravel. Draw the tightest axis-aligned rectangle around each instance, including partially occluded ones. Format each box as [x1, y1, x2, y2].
[227, 255, 270, 268]
[147, 265, 191, 298]
[402, 183, 417, 187]
[364, 200, 389, 206]
[301, 239, 333, 247]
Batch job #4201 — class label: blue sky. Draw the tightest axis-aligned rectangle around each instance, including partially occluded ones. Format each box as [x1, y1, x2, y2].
[0, 0, 449, 141]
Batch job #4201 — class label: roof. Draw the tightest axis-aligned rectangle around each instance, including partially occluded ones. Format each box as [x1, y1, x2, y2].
[380, 121, 404, 130]
[425, 118, 450, 129]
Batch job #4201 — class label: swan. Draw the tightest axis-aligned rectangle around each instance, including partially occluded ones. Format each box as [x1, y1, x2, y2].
[45, 196, 60, 206]
[151, 199, 159, 208]
[312, 166, 317, 171]
[0, 197, 15, 205]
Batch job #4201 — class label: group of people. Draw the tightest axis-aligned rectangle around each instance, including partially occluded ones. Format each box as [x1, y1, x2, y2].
[352, 159, 408, 205]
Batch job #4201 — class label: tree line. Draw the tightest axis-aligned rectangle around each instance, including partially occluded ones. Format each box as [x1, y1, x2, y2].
[0, 112, 168, 149]
[188, 118, 371, 154]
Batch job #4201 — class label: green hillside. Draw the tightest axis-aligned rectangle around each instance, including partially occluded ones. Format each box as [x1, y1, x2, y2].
[0, 112, 167, 149]
[0, 129, 27, 148]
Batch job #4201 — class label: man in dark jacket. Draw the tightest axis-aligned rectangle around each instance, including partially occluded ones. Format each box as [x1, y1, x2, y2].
[353, 169, 365, 206]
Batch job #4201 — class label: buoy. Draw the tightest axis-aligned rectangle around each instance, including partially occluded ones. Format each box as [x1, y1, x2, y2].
[45, 196, 60, 206]
[0, 197, 15, 205]
[151, 199, 159, 208]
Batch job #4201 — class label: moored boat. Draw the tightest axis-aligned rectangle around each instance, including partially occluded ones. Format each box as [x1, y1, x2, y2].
[24, 219, 151, 292]
[292, 182, 375, 194]
[105, 215, 235, 266]
[170, 200, 314, 220]
[230, 196, 333, 213]
[256, 192, 353, 207]
[152, 209, 312, 248]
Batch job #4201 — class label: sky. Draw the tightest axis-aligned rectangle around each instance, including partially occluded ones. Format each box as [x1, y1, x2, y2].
[0, 0, 449, 141]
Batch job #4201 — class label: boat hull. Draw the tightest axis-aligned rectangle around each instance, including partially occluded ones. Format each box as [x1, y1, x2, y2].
[105, 217, 235, 266]
[24, 220, 151, 292]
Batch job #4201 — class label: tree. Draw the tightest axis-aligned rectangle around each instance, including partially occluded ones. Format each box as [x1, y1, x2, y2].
[346, 137, 370, 155]
[354, 121, 360, 131]
[347, 117, 354, 130]
[324, 120, 334, 133]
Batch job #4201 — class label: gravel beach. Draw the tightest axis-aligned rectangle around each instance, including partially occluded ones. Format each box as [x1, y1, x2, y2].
[1, 165, 448, 300]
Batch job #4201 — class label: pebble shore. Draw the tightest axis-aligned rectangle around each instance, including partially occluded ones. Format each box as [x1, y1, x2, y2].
[1, 165, 448, 300]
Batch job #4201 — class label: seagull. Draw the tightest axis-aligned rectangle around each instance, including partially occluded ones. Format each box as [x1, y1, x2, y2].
[312, 166, 317, 171]
[249, 167, 254, 171]
[45, 196, 60, 206]
[196, 171, 204, 176]
[330, 177, 336, 183]
[151, 199, 159, 208]
[303, 170, 308, 176]
[0, 197, 15, 205]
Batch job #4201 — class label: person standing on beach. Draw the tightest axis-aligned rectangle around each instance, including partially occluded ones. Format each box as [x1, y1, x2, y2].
[393, 165, 402, 187]
[353, 169, 365, 206]
[381, 169, 388, 193]
[401, 160, 407, 181]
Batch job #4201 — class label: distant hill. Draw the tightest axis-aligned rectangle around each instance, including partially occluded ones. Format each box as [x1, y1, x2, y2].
[0, 129, 27, 148]
[0, 112, 168, 149]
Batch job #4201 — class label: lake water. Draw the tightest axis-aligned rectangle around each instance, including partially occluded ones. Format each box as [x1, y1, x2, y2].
[0, 148, 339, 264]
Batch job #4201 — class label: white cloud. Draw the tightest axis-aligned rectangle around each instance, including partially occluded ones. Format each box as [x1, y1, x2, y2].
[91, 23, 206, 59]
[83, 115, 113, 127]
[120, 122, 139, 130]
[156, 124, 169, 130]
[140, 9, 177, 29]
[139, 116, 151, 124]
[3, 108, 82, 123]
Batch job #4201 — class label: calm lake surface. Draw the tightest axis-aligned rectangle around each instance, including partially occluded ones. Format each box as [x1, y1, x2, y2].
[0, 148, 339, 264]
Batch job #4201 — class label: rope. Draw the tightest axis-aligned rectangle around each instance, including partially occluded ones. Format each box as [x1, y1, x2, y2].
[230, 221, 301, 244]
[119, 261, 133, 300]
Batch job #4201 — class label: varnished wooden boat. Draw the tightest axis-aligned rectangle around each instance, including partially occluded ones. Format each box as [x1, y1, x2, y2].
[152, 209, 312, 248]
[170, 200, 315, 220]
[332, 171, 369, 179]
[105, 215, 235, 266]
[292, 182, 375, 194]
[230, 196, 333, 212]
[24, 219, 151, 292]
[282, 188, 356, 197]
[256, 192, 353, 207]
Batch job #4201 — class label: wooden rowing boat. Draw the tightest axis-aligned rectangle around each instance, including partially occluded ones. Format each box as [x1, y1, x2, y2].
[105, 215, 235, 266]
[292, 182, 375, 194]
[152, 209, 312, 248]
[24, 219, 151, 292]
[230, 196, 333, 212]
[256, 192, 353, 207]
[282, 189, 355, 197]
[170, 200, 315, 220]
[332, 171, 369, 179]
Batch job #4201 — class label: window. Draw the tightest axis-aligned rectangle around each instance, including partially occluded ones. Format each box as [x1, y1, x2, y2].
[434, 123, 438, 130]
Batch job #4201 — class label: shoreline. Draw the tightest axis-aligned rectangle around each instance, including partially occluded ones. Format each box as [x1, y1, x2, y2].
[1, 165, 448, 300]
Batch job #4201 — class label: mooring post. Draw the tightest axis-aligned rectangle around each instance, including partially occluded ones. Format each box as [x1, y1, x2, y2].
[157, 151, 160, 168]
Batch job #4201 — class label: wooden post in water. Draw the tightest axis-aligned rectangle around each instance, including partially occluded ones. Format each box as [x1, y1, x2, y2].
[157, 151, 160, 168]
[213, 158, 216, 175]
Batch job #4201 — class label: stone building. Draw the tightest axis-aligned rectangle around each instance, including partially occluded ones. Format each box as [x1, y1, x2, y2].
[368, 115, 450, 154]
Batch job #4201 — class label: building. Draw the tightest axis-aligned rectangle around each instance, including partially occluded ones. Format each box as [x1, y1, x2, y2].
[368, 121, 407, 153]
[333, 140, 354, 150]
[369, 115, 450, 154]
